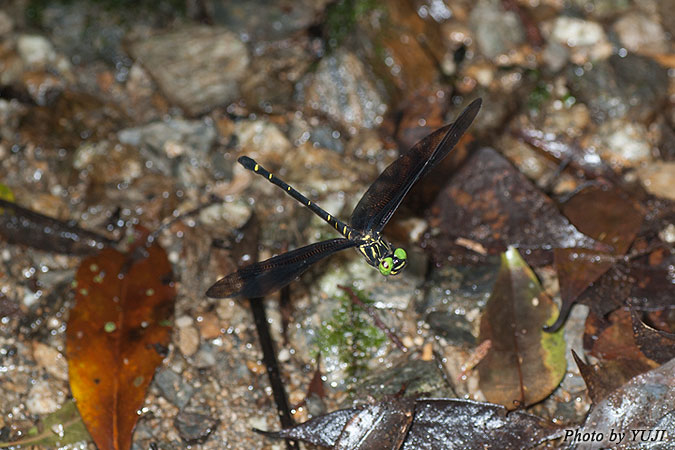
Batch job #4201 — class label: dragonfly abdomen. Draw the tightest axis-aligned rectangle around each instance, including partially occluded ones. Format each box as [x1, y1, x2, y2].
[238, 156, 355, 239]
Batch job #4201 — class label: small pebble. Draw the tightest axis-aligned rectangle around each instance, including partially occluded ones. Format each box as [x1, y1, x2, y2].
[175, 315, 194, 328]
[26, 379, 62, 415]
[32, 341, 69, 381]
[277, 348, 291, 363]
[178, 326, 200, 357]
[174, 411, 220, 444]
[637, 162, 675, 200]
[197, 313, 221, 340]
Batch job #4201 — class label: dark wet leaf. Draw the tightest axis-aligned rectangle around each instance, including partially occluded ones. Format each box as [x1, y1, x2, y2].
[551, 248, 614, 329]
[0, 198, 115, 256]
[335, 397, 415, 450]
[575, 358, 675, 450]
[401, 399, 562, 450]
[260, 397, 563, 450]
[259, 407, 362, 448]
[586, 309, 655, 364]
[66, 231, 175, 450]
[0, 400, 91, 448]
[307, 359, 326, 400]
[426, 147, 604, 267]
[580, 308, 657, 398]
[549, 185, 645, 331]
[562, 185, 643, 256]
[631, 309, 675, 364]
[578, 247, 675, 318]
[478, 248, 566, 409]
[572, 350, 653, 405]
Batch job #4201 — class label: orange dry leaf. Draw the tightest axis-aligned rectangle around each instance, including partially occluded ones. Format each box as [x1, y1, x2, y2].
[66, 236, 175, 450]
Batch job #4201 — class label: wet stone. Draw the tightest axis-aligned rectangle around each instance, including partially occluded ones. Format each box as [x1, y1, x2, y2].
[300, 50, 387, 133]
[418, 263, 499, 346]
[16, 34, 58, 70]
[567, 53, 668, 123]
[177, 325, 199, 358]
[38, 2, 129, 67]
[174, 411, 220, 445]
[154, 368, 195, 409]
[32, 341, 68, 381]
[469, 0, 525, 59]
[26, 378, 64, 415]
[571, 0, 631, 20]
[593, 119, 653, 169]
[659, 0, 675, 36]
[73, 141, 143, 184]
[210, 0, 326, 42]
[0, 10, 13, 36]
[548, 16, 611, 64]
[637, 162, 675, 201]
[117, 118, 216, 180]
[193, 343, 217, 368]
[128, 26, 249, 116]
[613, 13, 668, 55]
[234, 120, 292, 162]
[354, 359, 454, 399]
[241, 36, 315, 113]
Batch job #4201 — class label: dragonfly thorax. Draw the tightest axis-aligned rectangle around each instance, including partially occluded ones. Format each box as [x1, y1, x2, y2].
[357, 233, 408, 276]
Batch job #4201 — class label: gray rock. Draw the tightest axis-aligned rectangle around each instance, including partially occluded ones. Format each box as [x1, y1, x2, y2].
[659, 0, 675, 36]
[128, 26, 249, 116]
[154, 368, 195, 409]
[299, 50, 387, 133]
[194, 343, 217, 368]
[174, 411, 219, 445]
[118, 118, 216, 182]
[240, 36, 315, 113]
[210, 0, 329, 42]
[0, 10, 13, 36]
[417, 262, 499, 346]
[567, 53, 668, 123]
[354, 359, 455, 399]
[469, 0, 525, 59]
[570, 0, 631, 20]
[39, 2, 127, 67]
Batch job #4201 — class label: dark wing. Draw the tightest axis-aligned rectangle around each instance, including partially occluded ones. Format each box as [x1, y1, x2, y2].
[350, 98, 482, 233]
[205, 238, 360, 299]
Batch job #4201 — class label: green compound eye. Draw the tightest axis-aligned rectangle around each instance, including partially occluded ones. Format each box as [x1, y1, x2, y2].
[379, 257, 394, 276]
[394, 248, 407, 261]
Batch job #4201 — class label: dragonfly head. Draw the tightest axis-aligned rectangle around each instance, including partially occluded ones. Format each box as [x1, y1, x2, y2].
[378, 247, 407, 276]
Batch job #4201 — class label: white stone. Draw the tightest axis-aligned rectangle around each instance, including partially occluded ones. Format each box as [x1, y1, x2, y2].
[550, 17, 606, 47]
[26, 379, 62, 415]
[637, 162, 675, 200]
[596, 120, 653, 169]
[175, 315, 194, 328]
[17, 34, 57, 69]
[613, 14, 668, 54]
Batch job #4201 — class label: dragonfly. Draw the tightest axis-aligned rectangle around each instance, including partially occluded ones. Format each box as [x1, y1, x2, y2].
[206, 98, 482, 299]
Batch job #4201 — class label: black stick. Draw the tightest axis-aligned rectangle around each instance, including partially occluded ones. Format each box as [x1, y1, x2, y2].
[249, 298, 299, 450]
